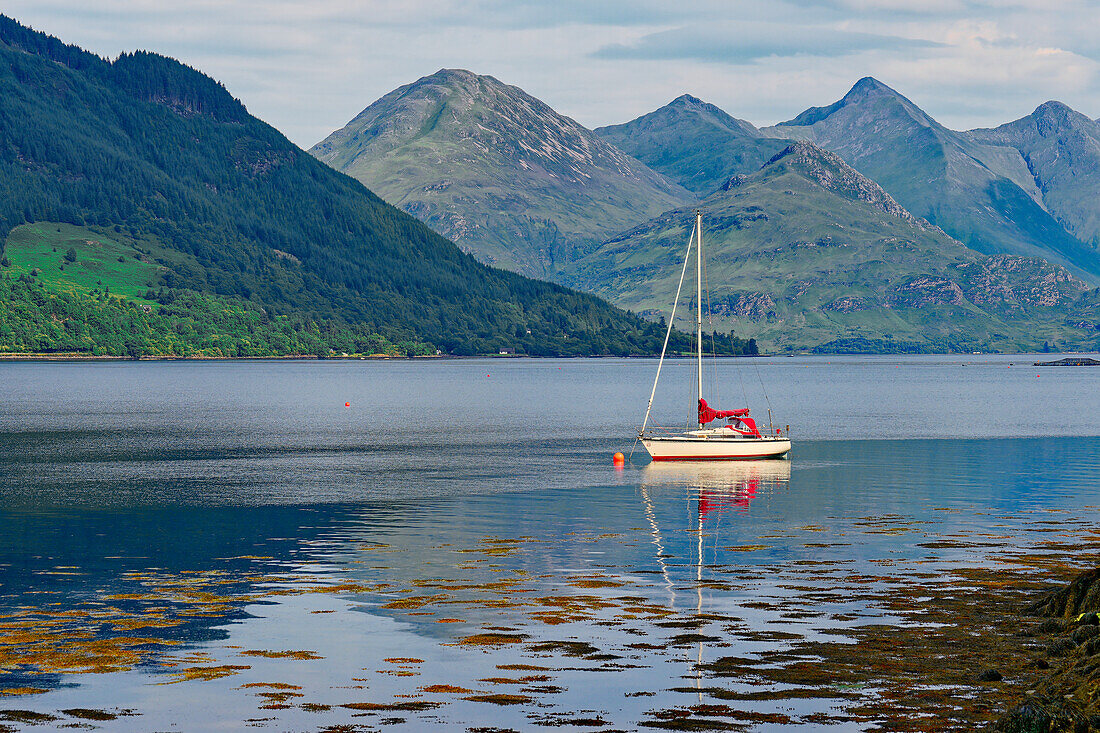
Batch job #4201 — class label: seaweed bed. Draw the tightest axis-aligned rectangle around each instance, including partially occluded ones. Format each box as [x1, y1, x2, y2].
[2, 513, 1100, 730]
[994, 568, 1100, 732]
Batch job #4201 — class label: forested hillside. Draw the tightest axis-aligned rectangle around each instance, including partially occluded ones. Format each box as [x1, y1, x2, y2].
[0, 16, 725, 357]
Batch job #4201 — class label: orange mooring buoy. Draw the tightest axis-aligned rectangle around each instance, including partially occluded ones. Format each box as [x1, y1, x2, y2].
[613, 452, 625, 467]
[345, 402, 350, 408]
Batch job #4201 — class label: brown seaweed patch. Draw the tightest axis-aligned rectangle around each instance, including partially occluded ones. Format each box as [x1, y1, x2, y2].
[238, 682, 303, 690]
[639, 713, 746, 730]
[0, 688, 48, 696]
[462, 693, 532, 705]
[60, 708, 118, 721]
[0, 710, 60, 723]
[669, 633, 721, 646]
[675, 686, 854, 701]
[340, 701, 442, 711]
[240, 649, 322, 660]
[642, 704, 794, 730]
[380, 594, 448, 610]
[162, 664, 250, 683]
[456, 633, 527, 647]
[568, 575, 626, 589]
[497, 663, 551, 671]
[108, 618, 185, 631]
[383, 657, 423, 664]
[255, 691, 303, 703]
[527, 640, 599, 657]
[420, 684, 473, 694]
[533, 713, 610, 726]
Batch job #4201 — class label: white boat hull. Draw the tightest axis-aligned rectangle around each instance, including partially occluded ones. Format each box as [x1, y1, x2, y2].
[642, 435, 791, 461]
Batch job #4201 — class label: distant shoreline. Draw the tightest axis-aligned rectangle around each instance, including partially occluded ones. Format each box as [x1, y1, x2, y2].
[0, 353, 746, 362]
[0, 353, 439, 362]
[0, 351, 1088, 363]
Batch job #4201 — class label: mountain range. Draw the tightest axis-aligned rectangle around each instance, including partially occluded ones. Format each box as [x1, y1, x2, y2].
[564, 142, 1096, 352]
[764, 78, 1100, 280]
[0, 11, 1096, 355]
[314, 70, 1100, 351]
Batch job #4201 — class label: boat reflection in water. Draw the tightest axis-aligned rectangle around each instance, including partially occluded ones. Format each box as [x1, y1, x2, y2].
[642, 459, 791, 516]
[638, 459, 792, 701]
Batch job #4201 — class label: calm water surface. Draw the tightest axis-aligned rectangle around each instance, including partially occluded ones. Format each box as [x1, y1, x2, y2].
[1, 356, 1099, 731]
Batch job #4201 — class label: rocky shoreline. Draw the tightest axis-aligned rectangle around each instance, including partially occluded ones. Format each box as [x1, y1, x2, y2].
[996, 568, 1100, 732]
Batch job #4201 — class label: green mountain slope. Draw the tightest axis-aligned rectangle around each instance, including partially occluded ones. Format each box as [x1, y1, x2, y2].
[969, 102, 1100, 248]
[763, 78, 1100, 281]
[0, 16, 699, 357]
[594, 94, 790, 197]
[562, 142, 1100, 353]
[310, 69, 694, 278]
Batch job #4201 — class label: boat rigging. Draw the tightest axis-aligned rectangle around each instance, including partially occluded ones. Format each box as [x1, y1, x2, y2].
[636, 211, 791, 461]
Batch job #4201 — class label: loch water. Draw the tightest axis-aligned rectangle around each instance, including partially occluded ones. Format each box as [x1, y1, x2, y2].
[1, 356, 1099, 732]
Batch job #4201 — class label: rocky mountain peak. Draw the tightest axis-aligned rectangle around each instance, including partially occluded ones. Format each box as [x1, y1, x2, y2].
[310, 68, 689, 277]
[760, 141, 920, 224]
[779, 76, 931, 130]
[425, 67, 481, 86]
[1029, 100, 1097, 136]
[669, 93, 705, 108]
[317, 67, 664, 183]
[1034, 100, 1073, 117]
[844, 76, 894, 100]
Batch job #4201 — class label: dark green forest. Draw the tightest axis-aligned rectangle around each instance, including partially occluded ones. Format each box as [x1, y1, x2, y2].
[0, 16, 756, 357]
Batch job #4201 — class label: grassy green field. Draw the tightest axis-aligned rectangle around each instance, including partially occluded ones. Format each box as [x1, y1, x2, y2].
[3, 223, 169, 303]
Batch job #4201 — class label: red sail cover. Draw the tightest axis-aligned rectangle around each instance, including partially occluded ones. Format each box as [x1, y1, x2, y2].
[698, 399, 761, 438]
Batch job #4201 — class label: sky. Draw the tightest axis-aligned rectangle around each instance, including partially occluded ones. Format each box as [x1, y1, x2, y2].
[6, 0, 1100, 148]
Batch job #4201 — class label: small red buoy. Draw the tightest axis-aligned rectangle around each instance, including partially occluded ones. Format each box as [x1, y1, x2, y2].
[613, 452, 625, 467]
[345, 402, 350, 407]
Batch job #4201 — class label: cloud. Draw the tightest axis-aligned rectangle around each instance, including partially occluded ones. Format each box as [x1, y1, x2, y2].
[593, 23, 942, 64]
[2, 0, 1099, 147]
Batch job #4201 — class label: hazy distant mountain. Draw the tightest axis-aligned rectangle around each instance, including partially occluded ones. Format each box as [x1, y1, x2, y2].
[594, 94, 790, 196]
[310, 69, 693, 278]
[562, 142, 1097, 353]
[969, 101, 1100, 248]
[763, 78, 1100, 281]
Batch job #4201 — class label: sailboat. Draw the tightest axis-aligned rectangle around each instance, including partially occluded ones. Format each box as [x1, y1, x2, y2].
[637, 212, 791, 461]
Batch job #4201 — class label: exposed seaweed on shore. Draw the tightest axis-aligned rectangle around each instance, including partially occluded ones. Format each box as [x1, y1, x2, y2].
[4, 509, 1100, 731]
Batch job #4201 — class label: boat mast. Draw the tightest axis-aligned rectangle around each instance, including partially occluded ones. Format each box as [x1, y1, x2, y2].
[636, 220, 697, 444]
[695, 211, 703, 428]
